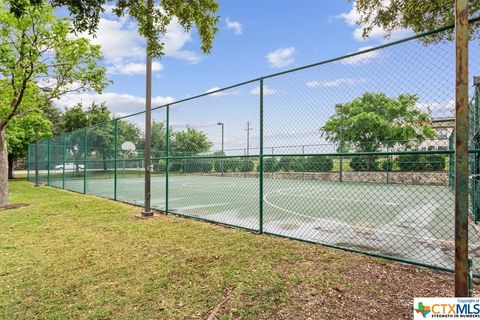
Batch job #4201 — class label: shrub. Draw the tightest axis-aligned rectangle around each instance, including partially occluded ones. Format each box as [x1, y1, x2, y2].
[278, 157, 302, 172]
[155, 160, 166, 173]
[185, 159, 213, 173]
[214, 159, 239, 173]
[395, 154, 418, 171]
[169, 161, 183, 172]
[261, 158, 279, 172]
[238, 160, 254, 172]
[424, 154, 446, 171]
[305, 156, 333, 172]
[381, 158, 393, 172]
[349, 156, 380, 171]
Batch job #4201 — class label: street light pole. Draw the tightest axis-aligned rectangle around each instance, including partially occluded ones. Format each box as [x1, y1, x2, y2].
[246, 121, 252, 155]
[217, 122, 224, 153]
[143, 0, 153, 217]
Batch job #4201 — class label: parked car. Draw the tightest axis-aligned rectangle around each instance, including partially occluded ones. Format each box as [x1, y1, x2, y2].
[54, 163, 84, 170]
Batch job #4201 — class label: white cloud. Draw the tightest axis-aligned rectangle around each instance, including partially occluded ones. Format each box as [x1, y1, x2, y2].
[306, 78, 367, 88]
[206, 87, 228, 97]
[225, 17, 243, 35]
[338, 1, 411, 42]
[56, 92, 175, 117]
[265, 47, 295, 68]
[250, 86, 276, 96]
[341, 46, 380, 65]
[416, 100, 455, 117]
[162, 20, 201, 64]
[78, 15, 201, 76]
[108, 61, 164, 75]
[206, 87, 239, 97]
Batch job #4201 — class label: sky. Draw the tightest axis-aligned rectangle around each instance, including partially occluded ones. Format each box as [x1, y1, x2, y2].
[56, 1, 413, 114]
[54, 1, 479, 153]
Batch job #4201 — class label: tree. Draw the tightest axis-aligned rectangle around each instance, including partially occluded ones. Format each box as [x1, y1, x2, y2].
[62, 102, 117, 174]
[170, 127, 212, 156]
[6, 110, 51, 179]
[42, 103, 64, 135]
[322, 93, 435, 152]
[151, 121, 166, 157]
[0, 1, 108, 207]
[10, 0, 219, 57]
[321, 92, 435, 170]
[352, 0, 480, 43]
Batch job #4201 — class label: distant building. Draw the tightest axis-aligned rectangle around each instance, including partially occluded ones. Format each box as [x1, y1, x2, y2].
[419, 117, 454, 151]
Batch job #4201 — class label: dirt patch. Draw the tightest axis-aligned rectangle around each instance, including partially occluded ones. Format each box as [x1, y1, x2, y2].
[272, 255, 460, 320]
[131, 211, 165, 220]
[0, 203, 28, 211]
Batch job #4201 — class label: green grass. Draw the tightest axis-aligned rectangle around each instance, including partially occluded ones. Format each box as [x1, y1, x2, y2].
[0, 179, 456, 319]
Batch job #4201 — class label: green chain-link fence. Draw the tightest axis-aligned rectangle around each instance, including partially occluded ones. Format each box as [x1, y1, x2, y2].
[28, 20, 480, 275]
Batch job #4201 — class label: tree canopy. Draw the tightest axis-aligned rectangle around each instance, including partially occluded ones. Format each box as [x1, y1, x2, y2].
[321, 92, 436, 152]
[11, 0, 220, 58]
[170, 127, 212, 156]
[352, 0, 480, 43]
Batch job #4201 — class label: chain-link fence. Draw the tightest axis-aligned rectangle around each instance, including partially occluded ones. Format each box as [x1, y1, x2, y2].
[28, 20, 480, 275]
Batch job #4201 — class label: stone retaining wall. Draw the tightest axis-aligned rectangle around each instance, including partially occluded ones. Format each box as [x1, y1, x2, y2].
[193, 171, 448, 186]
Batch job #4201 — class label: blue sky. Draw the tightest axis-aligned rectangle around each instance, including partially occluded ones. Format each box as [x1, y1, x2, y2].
[58, 1, 412, 113]
[55, 1, 478, 152]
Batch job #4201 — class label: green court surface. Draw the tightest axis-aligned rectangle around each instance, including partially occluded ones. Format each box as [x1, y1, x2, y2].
[46, 173, 480, 273]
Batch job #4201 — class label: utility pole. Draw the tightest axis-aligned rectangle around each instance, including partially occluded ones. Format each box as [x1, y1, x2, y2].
[246, 121, 252, 155]
[454, 0, 469, 297]
[143, 0, 153, 217]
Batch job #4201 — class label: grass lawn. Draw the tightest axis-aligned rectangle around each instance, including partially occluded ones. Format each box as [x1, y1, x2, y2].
[0, 179, 459, 319]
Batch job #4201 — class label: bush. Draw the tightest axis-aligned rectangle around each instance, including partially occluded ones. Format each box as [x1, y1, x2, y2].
[238, 160, 254, 172]
[214, 159, 239, 173]
[396, 154, 421, 172]
[185, 159, 213, 173]
[169, 160, 183, 172]
[349, 156, 380, 171]
[259, 158, 279, 172]
[155, 160, 166, 173]
[396, 154, 446, 172]
[381, 158, 393, 172]
[305, 156, 333, 172]
[278, 157, 303, 172]
[424, 154, 446, 171]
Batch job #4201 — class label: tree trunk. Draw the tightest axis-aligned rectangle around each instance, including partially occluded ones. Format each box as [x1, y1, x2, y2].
[0, 127, 9, 207]
[8, 154, 13, 179]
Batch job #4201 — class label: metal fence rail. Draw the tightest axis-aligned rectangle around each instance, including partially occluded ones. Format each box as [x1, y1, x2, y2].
[28, 20, 480, 275]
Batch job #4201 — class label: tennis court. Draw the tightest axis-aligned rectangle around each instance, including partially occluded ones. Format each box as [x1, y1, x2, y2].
[53, 173, 480, 273]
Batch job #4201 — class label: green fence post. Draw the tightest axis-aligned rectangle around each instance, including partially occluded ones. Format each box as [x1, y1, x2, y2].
[259, 78, 264, 234]
[302, 145, 305, 181]
[474, 82, 480, 222]
[62, 135, 66, 189]
[84, 128, 87, 194]
[165, 105, 170, 213]
[114, 119, 118, 201]
[47, 139, 50, 186]
[386, 148, 390, 184]
[27, 144, 30, 182]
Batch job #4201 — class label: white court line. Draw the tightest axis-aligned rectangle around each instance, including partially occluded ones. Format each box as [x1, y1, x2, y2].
[263, 187, 478, 247]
